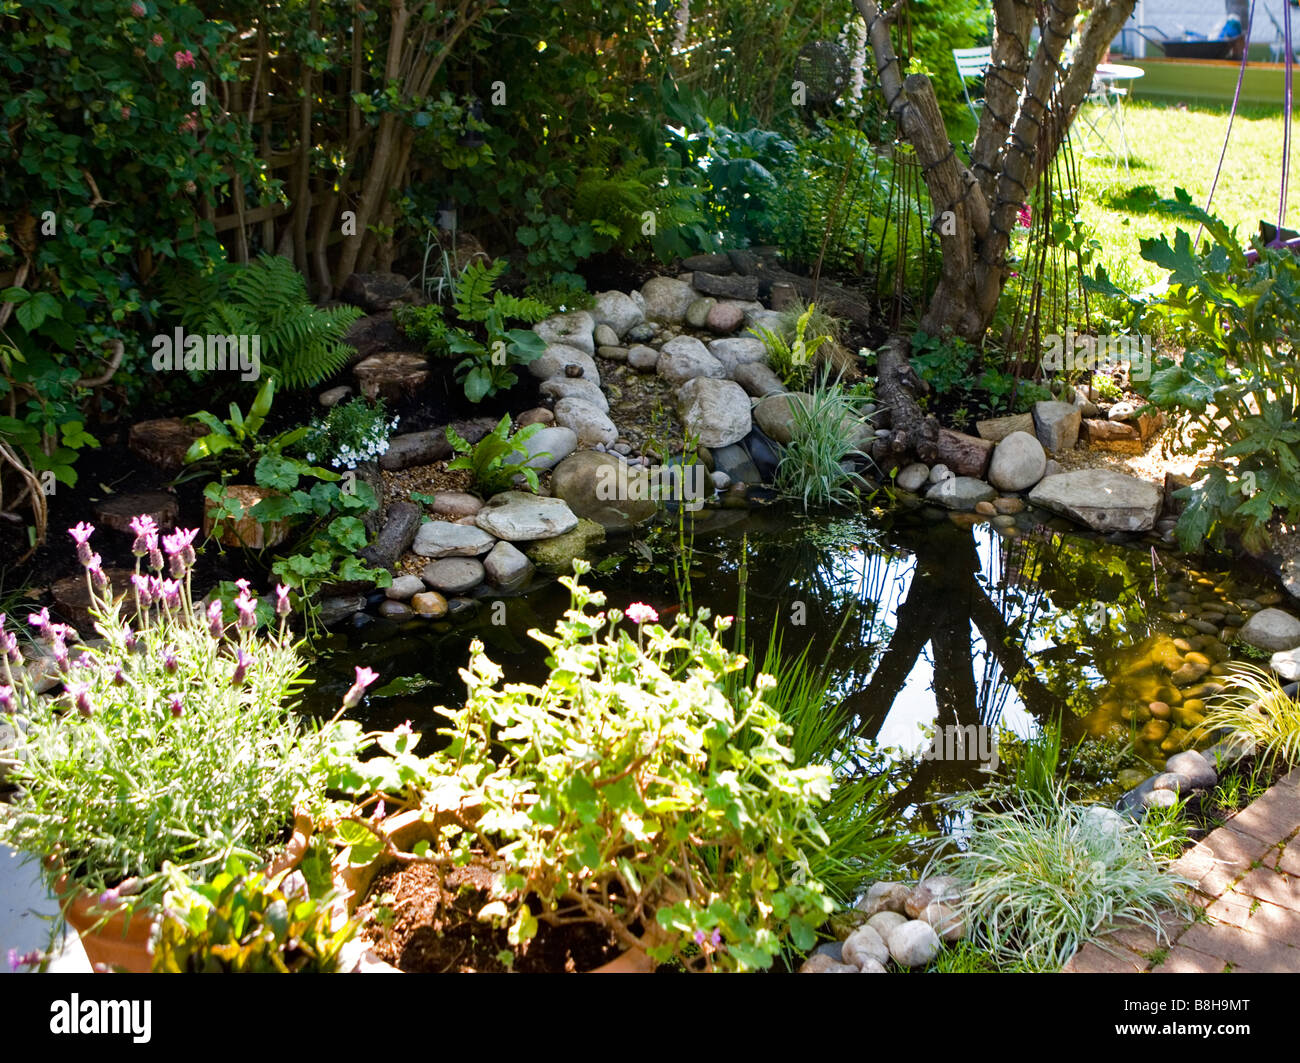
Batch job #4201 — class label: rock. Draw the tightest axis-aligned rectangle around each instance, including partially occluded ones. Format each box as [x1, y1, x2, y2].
[886, 920, 941, 968]
[842, 925, 889, 969]
[359, 502, 422, 570]
[525, 517, 606, 571]
[925, 476, 997, 511]
[532, 311, 596, 356]
[553, 398, 619, 447]
[855, 957, 888, 973]
[935, 428, 995, 479]
[626, 322, 656, 343]
[675, 377, 752, 448]
[866, 911, 909, 940]
[988, 431, 1047, 492]
[993, 496, 1026, 515]
[812, 941, 845, 963]
[529, 344, 599, 383]
[385, 574, 426, 601]
[128, 417, 208, 473]
[768, 280, 799, 310]
[692, 271, 759, 300]
[895, 463, 930, 492]
[745, 308, 786, 332]
[681, 252, 733, 273]
[1108, 400, 1140, 422]
[377, 600, 412, 620]
[1152, 771, 1186, 793]
[446, 597, 477, 621]
[657, 336, 726, 385]
[483, 540, 535, 593]
[753, 392, 810, 445]
[975, 412, 1035, 444]
[639, 277, 697, 324]
[421, 558, 485, 595]
[412, 520, 495, 558]
[339, 271, 413, 312]
[904, 876, 962, 918]
[1142, 788, 1179, 810]
[318, 594, 367, 628]
[627, 345, 660, 372]
[379, 418, 497, 471]
[685, 297, 716, 328]
[593, 323, 620, 348]
[798, 954, 859, 974]
[1032, 401, 1082, 454]
[1239, 608, 1300, 652]
[857, 881, 911, 917]
[1270, 647, 1300, 681]
[353, 351, 430, 402]
[707, 336, 769, 375]
[1027, 469, 1162, 533]
[507, 425, 578, 473]
[1071, 385, 1102, 418]
[704, 444, 762, 485]
[706, 301, 745, 333]
[540, 376, 609, 413]
[475, 491, 578, 541]
[1081, 418, 1142, 454]
[430, 492, 484, 519]
[928, 464, 953, 484]
[550, 452, 658, 530]
[598, 345, 629, 362]
[93, 491, 179, 534]
[318, 385, 352, 408]
[732, 362, 786, 398]
[410, 591, 448, 618]
[919, 902, 966, 943]
[590, 291, 643, 338]
[517, 407, 554, 428]
[1044, 459, 1063, 477]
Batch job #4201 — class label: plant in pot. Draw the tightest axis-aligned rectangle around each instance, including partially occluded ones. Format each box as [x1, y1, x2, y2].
[0, 519, 379, 971]
[326, 564, 837, 972]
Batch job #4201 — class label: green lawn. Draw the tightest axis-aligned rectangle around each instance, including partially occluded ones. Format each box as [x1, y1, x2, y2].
[1074, 100, 1300, 292]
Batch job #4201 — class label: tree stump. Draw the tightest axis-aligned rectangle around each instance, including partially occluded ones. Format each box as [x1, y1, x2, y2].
[127, 418, 206, 473]
[203, 485, 291, 549]
[353, 352, 430, 402]
[92, 491, 179, 534]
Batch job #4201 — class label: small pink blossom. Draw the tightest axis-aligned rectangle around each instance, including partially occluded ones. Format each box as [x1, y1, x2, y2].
[341, 666, 379, 710]
[231, 648, 252, 686]
[0, 686, 14, 713]
[274, 584, 291, 618]
[625, 602, 658, 625]
[206, 599, 224, 638]
[235, 592, 257, 630]
[120, 106, 131, 119]
[1017, 203, 1033, 229]
[168, 693, 184, 717]
[131, 1, 146, 16]
[151, 33, 163, 46]
[174, 50, 195, 70]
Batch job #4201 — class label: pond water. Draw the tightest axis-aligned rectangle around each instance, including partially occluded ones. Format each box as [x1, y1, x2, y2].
[302, 501, 1280, 846]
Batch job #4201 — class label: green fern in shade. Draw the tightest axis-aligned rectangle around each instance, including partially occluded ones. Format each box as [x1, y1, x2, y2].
[162, 255, 363, 390]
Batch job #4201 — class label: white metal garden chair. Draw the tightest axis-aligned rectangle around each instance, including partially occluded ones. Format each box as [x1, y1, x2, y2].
[953, 46, 993, 124]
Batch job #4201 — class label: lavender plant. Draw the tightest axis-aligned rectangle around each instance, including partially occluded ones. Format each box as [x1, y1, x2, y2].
[0, 518, 379, 913]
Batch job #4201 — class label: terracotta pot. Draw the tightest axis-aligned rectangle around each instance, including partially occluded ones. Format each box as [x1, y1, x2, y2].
[56, 809, 314, 973]
[335, 806, 655, 973]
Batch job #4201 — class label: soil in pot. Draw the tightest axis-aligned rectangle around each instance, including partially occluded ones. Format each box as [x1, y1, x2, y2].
[356, 857, 634, 973]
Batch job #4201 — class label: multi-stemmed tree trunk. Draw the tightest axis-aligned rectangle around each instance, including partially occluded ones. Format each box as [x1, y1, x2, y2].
[851, 0, 1137, 463]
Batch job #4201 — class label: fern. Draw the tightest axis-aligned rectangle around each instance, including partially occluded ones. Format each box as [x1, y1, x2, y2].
[490, 293, 553, 324]
[159, 254, 362, 390]
[445, 415, 548, 495]
[453, 259, 508, 322]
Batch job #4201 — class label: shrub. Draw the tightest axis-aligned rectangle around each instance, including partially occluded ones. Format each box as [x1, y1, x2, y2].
[754, 303, 833, 390]
[0, 522, 378, 912]
[1201, 664, 1300, 771]
[300, 397, 398, 471]
[330, 568, 837, 972]
[446, 415, 547, 496]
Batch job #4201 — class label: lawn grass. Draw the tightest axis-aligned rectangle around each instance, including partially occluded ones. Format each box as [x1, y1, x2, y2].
[1075, 101, 1300, 292]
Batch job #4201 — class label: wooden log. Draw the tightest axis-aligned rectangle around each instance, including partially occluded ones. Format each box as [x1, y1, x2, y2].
[936, 428, 994, 478]
[353, 351, 430, 402]
[1080, 418, 1141, 454]
[976, 412, 1034, 443]
[128, 418, 206, 473]
[93, 491, 179, 534]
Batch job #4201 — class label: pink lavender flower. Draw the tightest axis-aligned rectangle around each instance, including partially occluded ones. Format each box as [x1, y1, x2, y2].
[131, 1, 146, 16]
[97, 887, 120, 908]
[123, 629, 138, 652]
[69, 522, 95, 565]
[168, 693, 184, 717]
[131, 573, 155, 607]
[274, 584, 291, 618]
[394, 720, 413, 736]
[150, 32, 163, 46]
[129, 514, 158, 558]
[85, 552, 109, 590]
[235, 591, 257, 630]
[69, 682, 93, 717]
[163, 527, 198, 577]
[372, 796, 386, 822]
[162, 648, 178, 674]
[1, 622, 19, 666]
[625, 602, 658, 625]
[174, 50, 195, 69]
[231, 648, 251, 686]
[341, 666, 379, 710]
[206, 599, 224, 639]
[0, 686, 14, 712]
[27, 607, 50, 637]
[234, 579, 251, 594]
[7, 948, 41, 971]
[158, 579, 181, 610]
[111, 665, 126, 687]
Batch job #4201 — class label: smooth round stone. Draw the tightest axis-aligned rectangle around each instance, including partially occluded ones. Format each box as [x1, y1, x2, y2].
[896, 463, 930, 492]
[386, 574, 426, 601]
[446, 597, 477, 621]
[705, 301, 744, 333]
[685, 297, 716, 328]
[1165, 750, 1217, 789]
[413, 520, 495, 558]
[842, 925, 889, 969]
[1239, 607, 1300, 652]
[410, 591, 448, 618]
[886, 920, 941, 968]
[856, 881, 910, 917]
[1148, 701, 1171, 719]
[928, 463, 953, 484]
[421, 557, 485, 594]
[627, 345, 660, 372]
[856, 957, 888, 973]
[431, 491, 485, 519]
[517, 407, 554, 428]
[377, 600, 413, 620]
[904, 876, 962, 919]
[798, 954, 859, 974]
[475, 491, 579, 541]
[1142, 788, 1179, 810]
[993, 496, 1026, 515]
[866, 911, 908, 940]
[593, 323, 620, 348]
[919, 901, 966, 943]
[711, 470, 730, 489]
[597, 345, 629, 361]
[974, 500, 996, 516]
[992, 514, 1016, 529]
[1152, 772, 1186, 793]
[626, 322, 656, 343]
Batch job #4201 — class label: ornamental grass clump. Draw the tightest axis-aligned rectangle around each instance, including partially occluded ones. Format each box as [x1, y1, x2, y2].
[0, 519, 377, 914]
[334, 564, 836, 971]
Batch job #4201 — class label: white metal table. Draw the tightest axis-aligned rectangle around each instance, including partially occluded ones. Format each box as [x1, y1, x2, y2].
[1076, 62, 1145, 171]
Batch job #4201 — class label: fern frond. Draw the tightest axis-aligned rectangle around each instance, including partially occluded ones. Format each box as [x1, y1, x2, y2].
[490, 293, 553, 324]
[453, 259, 508, 322]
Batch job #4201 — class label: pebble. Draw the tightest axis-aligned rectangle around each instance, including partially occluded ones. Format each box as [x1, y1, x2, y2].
[857, 881, 910, 917]
[866, 911, 908, 940]
[842, 925, 889, 969]
[886, 920, 941, 968]
[928, 464, 953, 484]
[410, 591, 448, 618]
[377, 600, 412, 620]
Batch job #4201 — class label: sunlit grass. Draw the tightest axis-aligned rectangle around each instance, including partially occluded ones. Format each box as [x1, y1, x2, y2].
[1201, 662, 1300, 771]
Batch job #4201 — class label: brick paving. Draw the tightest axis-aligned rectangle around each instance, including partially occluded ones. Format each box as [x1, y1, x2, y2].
[1064, 766, 1300, 973]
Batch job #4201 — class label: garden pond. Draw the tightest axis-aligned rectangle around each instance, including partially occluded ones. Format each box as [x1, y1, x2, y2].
[301, 500, 1283, 856]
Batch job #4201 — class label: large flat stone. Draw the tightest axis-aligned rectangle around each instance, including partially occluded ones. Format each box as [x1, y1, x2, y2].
[1028, 469, 1161, 533]
[412, 520, 496, 558]
[474, 491, 579, 541]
